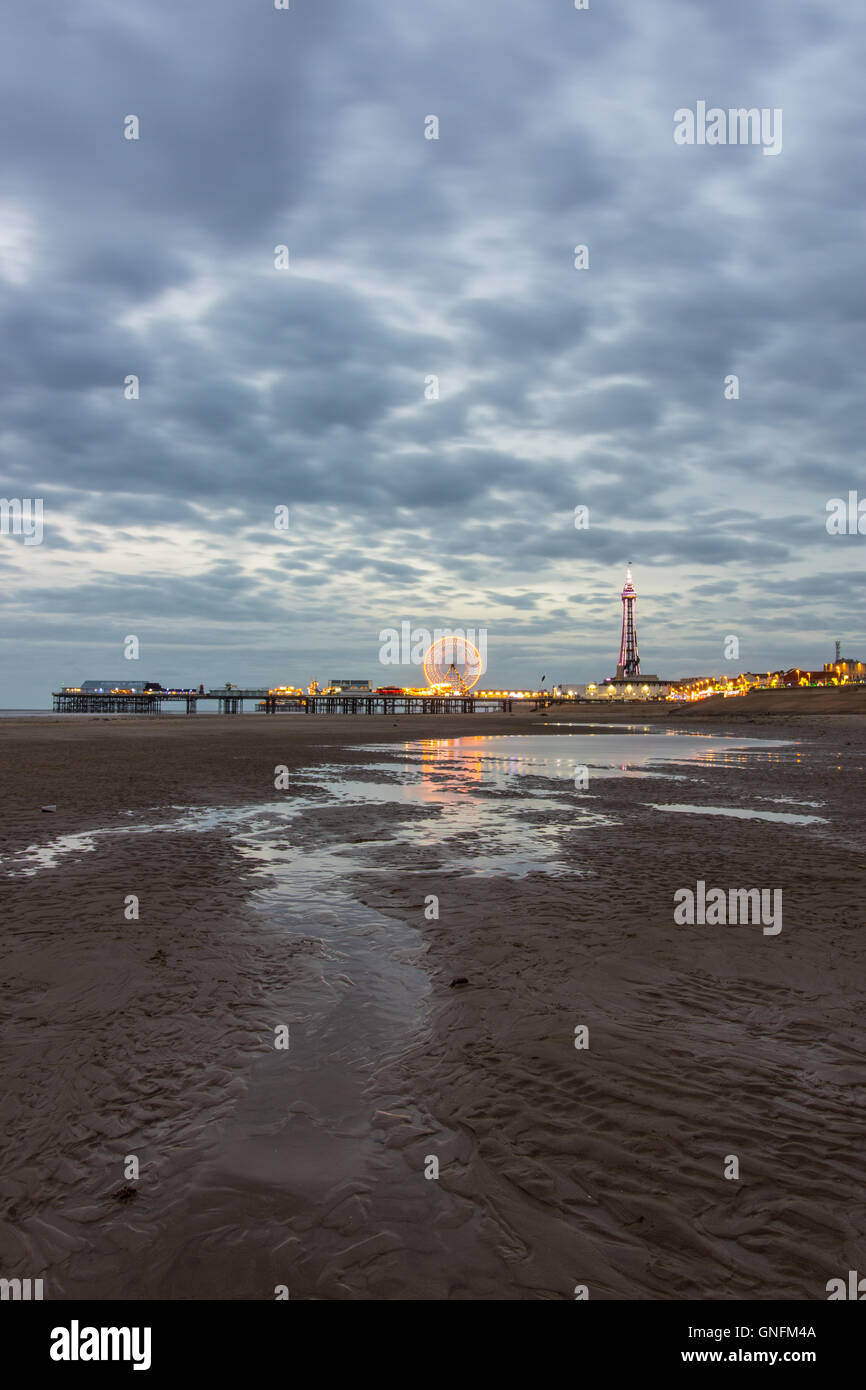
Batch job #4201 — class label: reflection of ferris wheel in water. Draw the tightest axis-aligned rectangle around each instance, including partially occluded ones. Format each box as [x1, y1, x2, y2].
[423, 636, 483, 694]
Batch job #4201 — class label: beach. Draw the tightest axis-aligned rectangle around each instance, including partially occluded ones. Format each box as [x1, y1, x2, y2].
[1, 701, 864, 1300]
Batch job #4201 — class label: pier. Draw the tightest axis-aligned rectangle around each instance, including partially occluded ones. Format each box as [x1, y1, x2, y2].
[52, 688, 516, 715]
[52, 688, 270, 715]
[298, 694, 512, 715]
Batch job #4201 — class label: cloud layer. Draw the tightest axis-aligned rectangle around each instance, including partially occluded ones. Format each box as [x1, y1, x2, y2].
[1, 0, 864, 702]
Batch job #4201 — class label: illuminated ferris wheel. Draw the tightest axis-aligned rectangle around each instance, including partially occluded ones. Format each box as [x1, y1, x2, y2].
[423, 636, 483, 694]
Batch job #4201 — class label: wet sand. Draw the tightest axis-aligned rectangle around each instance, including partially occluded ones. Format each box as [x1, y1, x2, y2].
[0, 706, 864, 1299]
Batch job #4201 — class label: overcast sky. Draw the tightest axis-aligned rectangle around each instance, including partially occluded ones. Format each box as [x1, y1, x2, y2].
[0, 0, 863, 704]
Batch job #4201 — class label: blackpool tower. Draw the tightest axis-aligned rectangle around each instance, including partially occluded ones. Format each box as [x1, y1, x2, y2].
[616, 564, 641, 679]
